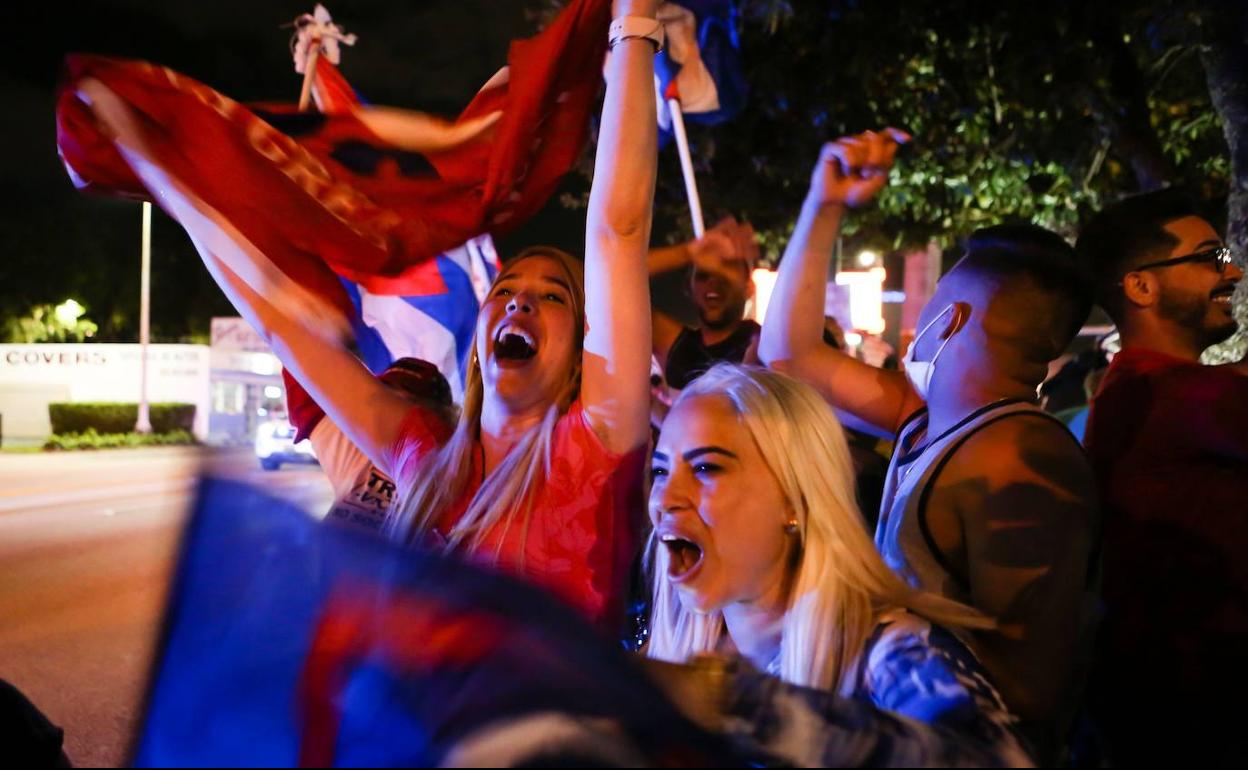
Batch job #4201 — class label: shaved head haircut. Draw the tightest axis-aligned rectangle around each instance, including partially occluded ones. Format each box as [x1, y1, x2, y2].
[946, 224, 1094, 366]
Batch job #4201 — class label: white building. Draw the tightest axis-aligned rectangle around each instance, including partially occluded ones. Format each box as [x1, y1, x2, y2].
[0, 318, 286, 447]
[206, 318, 286, 446]
[0, 343, 211, 444]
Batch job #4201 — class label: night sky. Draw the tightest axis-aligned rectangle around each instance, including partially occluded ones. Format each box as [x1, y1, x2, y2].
[2, 1, 598, 341]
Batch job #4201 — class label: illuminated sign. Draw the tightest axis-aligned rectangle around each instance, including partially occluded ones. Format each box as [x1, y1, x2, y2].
[834, 268, 886, 334]
[748, 268, 778, 323]
[211, 317, 270, 352]
[748, 267, 887, 334]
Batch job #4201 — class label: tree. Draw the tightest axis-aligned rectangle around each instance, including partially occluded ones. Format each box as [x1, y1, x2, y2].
[3, 300, 99, 343]
[559, 0, 1242, 355]
[1198, 0, 1248, 362]
[638, 1, 1229, 247]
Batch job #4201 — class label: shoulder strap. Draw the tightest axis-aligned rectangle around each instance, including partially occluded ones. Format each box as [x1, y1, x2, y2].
[889, 406, 929, 466]
[915, 405, 1081, 593]
[662, 327, 700, 386]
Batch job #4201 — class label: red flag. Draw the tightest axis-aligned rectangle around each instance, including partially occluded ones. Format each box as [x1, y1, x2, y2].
[56, 0, 609, 303]
[310, 57, 360, 114]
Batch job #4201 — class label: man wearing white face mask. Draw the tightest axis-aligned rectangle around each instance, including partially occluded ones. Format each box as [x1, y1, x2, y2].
[759, 129, 1100, 765]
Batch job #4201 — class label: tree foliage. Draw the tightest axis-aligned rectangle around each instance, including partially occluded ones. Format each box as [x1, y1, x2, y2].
[640, 0, 1231, 257]
[3, 302, 99, 343]
[560, 0, 1242, 357]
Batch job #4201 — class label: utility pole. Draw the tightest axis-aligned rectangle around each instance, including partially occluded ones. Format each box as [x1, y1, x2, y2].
[136, 201, 152, 434]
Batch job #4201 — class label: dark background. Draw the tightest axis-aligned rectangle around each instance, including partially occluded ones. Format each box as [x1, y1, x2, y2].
[0, 1, 616, 342]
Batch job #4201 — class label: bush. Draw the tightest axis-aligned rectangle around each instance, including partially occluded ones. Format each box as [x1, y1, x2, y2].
[43, 429, 197, 451]
[47, 402, 196, 435]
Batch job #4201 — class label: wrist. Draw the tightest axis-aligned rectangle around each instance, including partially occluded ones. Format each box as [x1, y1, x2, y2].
[613, 1, 660, 19]
[681, 239, 699, 265]
[610, 15, 664, 52]
[804, 193, 847, 216]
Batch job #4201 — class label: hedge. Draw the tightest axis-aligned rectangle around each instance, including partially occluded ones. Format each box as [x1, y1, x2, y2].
[47, 402, 196, 435]
[43, 429, 197, 451]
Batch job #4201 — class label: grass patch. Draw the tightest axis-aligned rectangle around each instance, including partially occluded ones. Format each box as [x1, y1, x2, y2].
[43, 429, 198, 451]
[0, 445, 45, 454]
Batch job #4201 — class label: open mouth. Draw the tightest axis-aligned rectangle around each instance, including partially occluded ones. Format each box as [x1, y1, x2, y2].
[660, 534, 705, 582]
[1211, 286, 1236, 307]
[494, 324, 538, 361]
[700, 283, 727, 305]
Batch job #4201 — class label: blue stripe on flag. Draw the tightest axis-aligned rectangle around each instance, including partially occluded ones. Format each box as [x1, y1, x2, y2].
[400, 254, 483, 371]
[339, 278, 395, 375]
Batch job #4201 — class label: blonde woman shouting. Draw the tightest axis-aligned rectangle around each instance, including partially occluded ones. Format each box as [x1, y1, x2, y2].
[646, 365, 1032, 765]
[190, 0, 663, 630]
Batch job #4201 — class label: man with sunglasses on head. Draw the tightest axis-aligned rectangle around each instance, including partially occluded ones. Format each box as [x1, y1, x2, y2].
[1076, 188, 1247, 766]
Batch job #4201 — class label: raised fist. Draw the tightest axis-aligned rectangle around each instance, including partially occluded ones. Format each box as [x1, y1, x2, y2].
[809, 128, 910, 209]
[689, 216, 758, 278]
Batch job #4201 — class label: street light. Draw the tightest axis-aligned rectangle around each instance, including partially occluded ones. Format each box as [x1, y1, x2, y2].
[856, 249, 879, 268]
[136, 202, 152, 434]
[54, 299, 85, 327]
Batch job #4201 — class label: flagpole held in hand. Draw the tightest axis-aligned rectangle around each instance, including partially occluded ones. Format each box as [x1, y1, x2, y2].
[298, 44, 320, 112]
[291, 4, 356, 112]
[667, 97, 705, 238]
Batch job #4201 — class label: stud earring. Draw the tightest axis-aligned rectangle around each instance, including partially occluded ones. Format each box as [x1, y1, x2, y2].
[784, 520, 799, 535]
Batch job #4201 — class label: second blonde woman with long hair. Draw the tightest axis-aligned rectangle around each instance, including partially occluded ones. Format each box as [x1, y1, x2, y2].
[646, 364, 1032, 764]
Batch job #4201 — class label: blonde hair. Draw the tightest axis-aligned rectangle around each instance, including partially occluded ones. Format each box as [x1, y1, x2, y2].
[384, 247, 586, 559]
[646, 364, 992, 692]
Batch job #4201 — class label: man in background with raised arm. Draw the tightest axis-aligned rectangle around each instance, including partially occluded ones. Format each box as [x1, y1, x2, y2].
[649, 216, 760, 390]
[758, 129, 1099, 763]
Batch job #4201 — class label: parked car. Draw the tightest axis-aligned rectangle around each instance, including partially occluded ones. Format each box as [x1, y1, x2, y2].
[254, 419, 318, 471]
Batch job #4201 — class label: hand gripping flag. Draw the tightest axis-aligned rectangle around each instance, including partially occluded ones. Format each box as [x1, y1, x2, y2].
[133, 478, 738, 767]
[290, 4, 358, 113]
[308, 55, 363, 115]
[655, 1, 747, 137]
[55, 0, 610, 396]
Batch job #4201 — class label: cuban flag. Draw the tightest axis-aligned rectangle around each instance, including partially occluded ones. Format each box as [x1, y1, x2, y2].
[655, 1, 747, 137]
[341, 234, 498, 398]
[296, 55, 500, 399]
[56, 0, 610, 400]
[133, 478, 735, 766]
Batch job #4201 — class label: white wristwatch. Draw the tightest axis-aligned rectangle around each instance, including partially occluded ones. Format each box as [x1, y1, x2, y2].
[609, 15, 665, 53]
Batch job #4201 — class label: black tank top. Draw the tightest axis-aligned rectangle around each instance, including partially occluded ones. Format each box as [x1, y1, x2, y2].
[663, 320, 760, 389]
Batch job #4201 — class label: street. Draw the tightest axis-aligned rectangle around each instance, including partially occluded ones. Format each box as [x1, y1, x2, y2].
[0, 446, 333, 767]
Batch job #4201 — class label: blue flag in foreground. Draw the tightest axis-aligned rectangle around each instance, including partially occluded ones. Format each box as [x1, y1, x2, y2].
[656, 1, 747, 135]
[134, 479, 733, 767]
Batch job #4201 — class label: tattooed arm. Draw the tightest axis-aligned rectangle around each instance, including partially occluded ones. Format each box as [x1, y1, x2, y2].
[926, 415, 1099, 759]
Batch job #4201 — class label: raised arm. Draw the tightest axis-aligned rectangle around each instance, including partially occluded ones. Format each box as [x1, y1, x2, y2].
[204, 254, 414, 476]
[581, 0, 660, 453]
[758, 130, 923, 436]
[76, 76, 415, 475]
[648, 217, 757, 366]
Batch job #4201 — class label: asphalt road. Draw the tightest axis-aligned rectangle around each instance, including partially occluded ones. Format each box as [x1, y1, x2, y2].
[0, 446, 333, 768]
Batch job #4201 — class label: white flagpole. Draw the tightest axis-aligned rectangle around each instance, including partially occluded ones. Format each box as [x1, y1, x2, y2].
[292, 5, 356, 112]
[298, 43, 320, 111]
[667, 97, 705, 238]
[135, 201, 153, 434]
